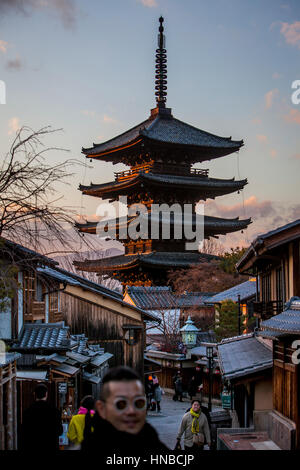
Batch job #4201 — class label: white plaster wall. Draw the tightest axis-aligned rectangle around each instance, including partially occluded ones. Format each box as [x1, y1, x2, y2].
[0, 299, 12, 339]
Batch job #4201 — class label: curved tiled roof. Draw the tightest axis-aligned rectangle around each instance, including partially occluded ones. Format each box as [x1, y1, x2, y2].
[14, 324, 70, 351]
[74, 251, 219, 272]
[261, 297, 300, 334]
[79, 172, 247, 198]
[82, 111, 243, 160]
[76, 214, 251, 234]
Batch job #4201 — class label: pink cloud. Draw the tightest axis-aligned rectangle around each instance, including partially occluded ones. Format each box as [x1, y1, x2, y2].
[205, 196, 275, 219]
[280, 21, 300, 48]
[292, 153, 300, 160]
[103, 114, 117, 124]
[251, 117, 262, 125]
[256, 134, 268, 143]
[270, 149, 277, 158]
[8, 117, 20, 135]
[137, 0, 157, 7]
[284, 108, 300, 125]
[265, 89, 278, 109]
[0, 40, 8, 53]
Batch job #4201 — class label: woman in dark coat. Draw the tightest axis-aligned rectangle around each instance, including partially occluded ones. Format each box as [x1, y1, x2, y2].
[188, 376, 198, 401]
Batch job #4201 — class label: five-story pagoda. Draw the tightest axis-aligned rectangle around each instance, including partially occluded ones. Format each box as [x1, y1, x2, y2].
[75, 17, 251, 286]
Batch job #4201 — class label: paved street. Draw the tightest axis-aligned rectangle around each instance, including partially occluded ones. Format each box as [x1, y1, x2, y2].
[146, 393, 222, 450]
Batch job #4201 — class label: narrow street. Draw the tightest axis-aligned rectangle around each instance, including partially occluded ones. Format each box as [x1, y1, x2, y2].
[146, 393, 221, 450]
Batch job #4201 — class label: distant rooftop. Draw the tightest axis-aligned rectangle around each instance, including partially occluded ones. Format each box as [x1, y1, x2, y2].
[125, 285, 215, 310]
[207, 279, 257, 304]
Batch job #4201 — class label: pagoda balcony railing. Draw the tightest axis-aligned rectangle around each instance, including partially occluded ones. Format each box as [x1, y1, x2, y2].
[115, 163, 209, 181]
[253, 300, 284, 321]
[114, 163, 153, 181]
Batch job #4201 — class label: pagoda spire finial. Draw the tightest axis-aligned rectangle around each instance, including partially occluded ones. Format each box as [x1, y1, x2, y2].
[155, 16, 167, 108]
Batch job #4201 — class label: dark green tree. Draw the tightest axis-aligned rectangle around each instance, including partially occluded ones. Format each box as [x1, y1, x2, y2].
[214, 299, 239, 341]
[219, 247, 247, 275]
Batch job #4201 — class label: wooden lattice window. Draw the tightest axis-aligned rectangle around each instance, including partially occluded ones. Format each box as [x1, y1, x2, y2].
[49, 291, 58, 312]
[276, 267, 283, 304]
[261, 272, 271, 302]
[23, 272, 36, 315]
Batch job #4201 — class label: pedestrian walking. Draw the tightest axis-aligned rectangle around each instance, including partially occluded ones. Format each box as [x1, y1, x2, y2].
[145, 375, 155, 410]
[82, 366, 168, 456]
[153, 383, 163, 412]
[175, 399, 211, 452]
[174, 375, 183, 402]
[172, 371, 182, 401]
[67, 395, 95, 449]
[19, 383, 63, 451]
[187, 376, 198, 401]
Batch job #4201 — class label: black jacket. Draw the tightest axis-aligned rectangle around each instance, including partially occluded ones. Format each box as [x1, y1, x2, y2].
[19, 400, 63, 451]
[81, 412, 168, 456]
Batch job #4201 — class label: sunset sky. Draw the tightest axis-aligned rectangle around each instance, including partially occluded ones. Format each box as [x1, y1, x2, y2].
[0, 0, 300, 251]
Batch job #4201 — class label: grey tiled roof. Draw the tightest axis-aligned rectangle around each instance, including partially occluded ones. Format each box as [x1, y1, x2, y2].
[179, 292, 215, 307]
[207, 280, 257, 303]
[256, 330, 289, 340]
[261, 297, 300, 334]
[37, 266, 122, 301]
[66, 351, 91, 364]
[75, 252, 220, 271]
[52, 363, 80, 376]
[126, 286, 176, 309]
[83, 114, 243, 156]
[126, 286, 214, 312]
[14, 323, 70, 351]
[217, 334, 272, 380]
[77, 214, 251, 233]
[80, 173, 247, 196]
[90, 352, 113, 367]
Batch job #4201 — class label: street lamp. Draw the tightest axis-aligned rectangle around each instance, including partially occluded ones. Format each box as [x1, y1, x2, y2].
[206, 345, 214, 412]
[180, 316, 199, 349]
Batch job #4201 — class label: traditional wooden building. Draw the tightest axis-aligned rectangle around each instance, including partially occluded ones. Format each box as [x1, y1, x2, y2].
[258, 297, 300, 449]
[217, 334, 273, 428]
[234, 219, 300, 449]
[236, 219, 300, 321]
[0, 238, 157, 378]
[0, 352, 20, 450]
[74, 17, 251, 286]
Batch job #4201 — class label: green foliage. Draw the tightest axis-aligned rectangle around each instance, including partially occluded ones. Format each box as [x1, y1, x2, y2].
[219, 247, 247, 275]
[214, 299, 239, 341]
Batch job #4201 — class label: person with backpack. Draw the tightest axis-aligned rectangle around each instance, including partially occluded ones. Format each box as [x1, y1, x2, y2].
[67, 395, 95, 449]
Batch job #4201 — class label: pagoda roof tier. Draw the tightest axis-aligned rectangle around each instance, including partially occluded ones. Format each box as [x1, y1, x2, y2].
[74, 251, 219, 274]
[82, 107, 243, 164]
[79, 172, 247, 200]
[75, 213, 251, 238]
